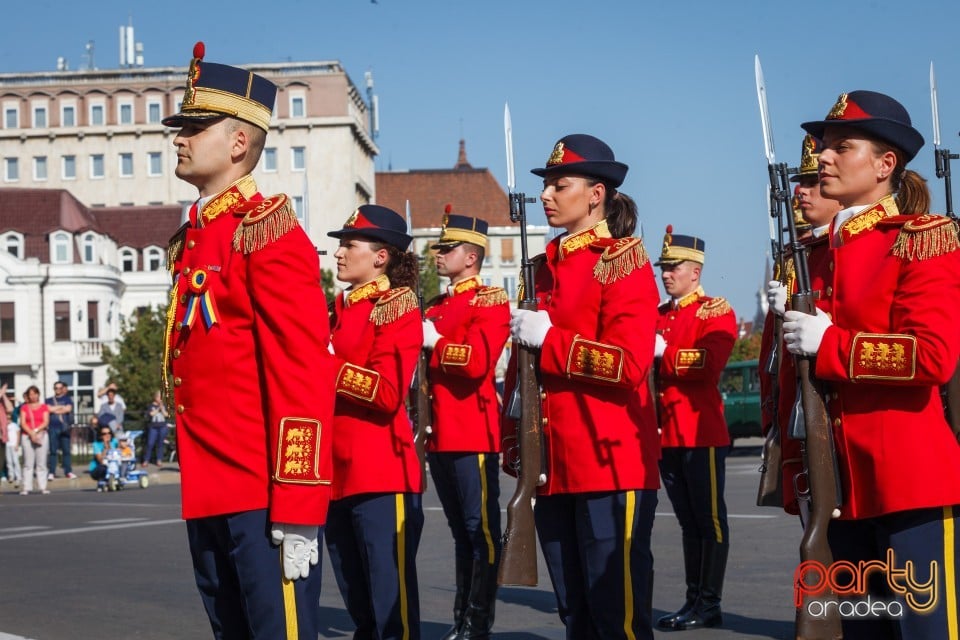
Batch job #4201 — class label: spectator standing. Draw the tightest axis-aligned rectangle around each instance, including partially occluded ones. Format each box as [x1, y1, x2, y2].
[46, 381, 75, 480]
[98, 388, 125, 431]
[142, 391, 169, 467]
[19, 385, 50, 495]
[1, 384, 14, 485]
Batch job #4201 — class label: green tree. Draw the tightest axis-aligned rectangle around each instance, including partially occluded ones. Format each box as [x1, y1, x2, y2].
[102, 306, 166, 427]
[320, 268, 337, 302]
[729, 331, 762, 362]
[419, 245, 440, 301]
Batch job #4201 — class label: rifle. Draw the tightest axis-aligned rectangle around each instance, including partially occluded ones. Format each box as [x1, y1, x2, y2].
[498, 103, 545, 587]
[755, 55, 843, 640]
[929, 62, 960, 443]
[407, 200, 432, 489]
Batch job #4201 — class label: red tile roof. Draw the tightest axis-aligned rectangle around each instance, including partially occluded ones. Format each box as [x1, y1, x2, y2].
[94, 205, 184, 249]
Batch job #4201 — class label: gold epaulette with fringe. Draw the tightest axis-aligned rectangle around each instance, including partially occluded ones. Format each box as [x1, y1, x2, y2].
[516, 253, 547, 302]
[593, 237, 649, 285]
[471, 286, 508, 307]
[371, 287, 418, 326]
[890, 214, 960, 261]
[232, 194, 299, 254]
[167, 222, 189, 274]
[697, 297, 733, 320]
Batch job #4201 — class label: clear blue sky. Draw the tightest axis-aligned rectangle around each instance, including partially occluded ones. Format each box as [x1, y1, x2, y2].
[6, 0, 960, 321]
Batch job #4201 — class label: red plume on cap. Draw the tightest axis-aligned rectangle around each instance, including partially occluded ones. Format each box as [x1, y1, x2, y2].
[193, 41, 205, 60]
[666, 224, 673, 234]
[444, 203, 453, 214]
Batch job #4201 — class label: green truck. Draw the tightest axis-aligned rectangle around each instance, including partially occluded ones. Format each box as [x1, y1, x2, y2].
[720, 359, 762, 441]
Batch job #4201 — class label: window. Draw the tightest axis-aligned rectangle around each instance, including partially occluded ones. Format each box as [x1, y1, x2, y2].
[4, 157, 18, 181]
[61, 104, 76, 127]
[503, 276, 518, 299]
[118, 101, 133, 125]
[500, 238, 515, 264]
[119, 153, 133, 177]
[54, 301, 71, 341]
[292, 195, 305, 220]
[263, 147, 277, 172]
[147, 151, 162, 176]
[62, 155, 76, 179]
[120, 248, 136, 272]
[4, 105, 17, 129]
[147, 101, 161, 124]
[145, 248, 163, 272]
[0, 302, 13, 342]
[4, 233, 22, 259]
[90, 154, 104, 178]
[89, 103, 104, 126]
[290, 94, 305, 118]
[33, 105, 48, 128]
[87, 301, 99, 339]
[51, 231, 71, 263]
[291, 147, 305, 171]
[33, 156, 47, 181]
[81, 233, 95, 263]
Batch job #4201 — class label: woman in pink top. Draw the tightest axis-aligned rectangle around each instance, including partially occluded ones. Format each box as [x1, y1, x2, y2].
[19, 385, 50, 495]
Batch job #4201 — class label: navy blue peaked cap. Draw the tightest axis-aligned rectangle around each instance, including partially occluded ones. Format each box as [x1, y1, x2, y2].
[328, 204, 413, 251]
[531, 134, 628, 188]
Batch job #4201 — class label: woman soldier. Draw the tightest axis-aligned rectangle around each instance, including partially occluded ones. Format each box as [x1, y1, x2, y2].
[325, 205, 425, 640]
[784, 90, 960, 639]
[506, 134, 661, 639]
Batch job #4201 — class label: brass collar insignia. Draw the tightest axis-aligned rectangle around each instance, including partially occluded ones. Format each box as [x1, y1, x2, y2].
[675, 286, 706, 309]
[559, 219, 611, 259]
[347, 274, 391, 306]
[200, 175, 258, 226]
[837, 195, 898, 245]
[452, 275, 482, 296]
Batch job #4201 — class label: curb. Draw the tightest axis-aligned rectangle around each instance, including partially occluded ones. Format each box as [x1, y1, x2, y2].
[1, 466, 182, 494]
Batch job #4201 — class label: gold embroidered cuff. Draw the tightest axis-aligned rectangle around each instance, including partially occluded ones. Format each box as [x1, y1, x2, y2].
[440, 344, 472, 367]
[336, 363, 381, 402]
[849, 333, 916, 381]
[273, 417, 327, 485]
[566, 336, 624, 383]
[675, 349, 706, 369]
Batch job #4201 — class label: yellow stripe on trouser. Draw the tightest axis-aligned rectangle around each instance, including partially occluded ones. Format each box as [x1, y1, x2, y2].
[396, 494, 410, 640]
[478, 453, 495, 564]
[945, 506, 958, 640]
[281, 568, 298, 639]
[709, 447, 723, 543]
[622, 490, 637, 640]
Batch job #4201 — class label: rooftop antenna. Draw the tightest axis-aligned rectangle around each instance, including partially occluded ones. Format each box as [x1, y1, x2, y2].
[81, 40, 96, 71]
[119, 17, 144, 68]
[364, 70, 379, 140]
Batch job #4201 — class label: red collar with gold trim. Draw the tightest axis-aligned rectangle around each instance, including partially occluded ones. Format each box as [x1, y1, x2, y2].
[196, 175, 259, 227]
[556, 219, 612, 260]
[346, 274, 391, 306]
[674, 286, 705, 310]
[835, 195, 899, 245]
[451, 276, 482, 296]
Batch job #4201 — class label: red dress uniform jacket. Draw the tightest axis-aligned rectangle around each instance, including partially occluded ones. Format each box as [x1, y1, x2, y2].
[166, 175, 336, 525]
[425, 276, 510, 453]
[814, 196, 960, 519]
[503, 220, 661, 495]
[656, 287, 737, 448]
[330, 274, 424, 499]
[775, 234, 833, 514]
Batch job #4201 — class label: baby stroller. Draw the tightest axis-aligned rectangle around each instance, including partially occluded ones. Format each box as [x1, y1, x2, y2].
[98, 433, 149, 492]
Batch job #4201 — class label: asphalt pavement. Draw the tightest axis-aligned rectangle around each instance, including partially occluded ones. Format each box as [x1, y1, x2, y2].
[0, 439, 800, 639]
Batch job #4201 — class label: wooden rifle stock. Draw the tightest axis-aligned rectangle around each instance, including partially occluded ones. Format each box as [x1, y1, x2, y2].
[499, 191, 543, 587]
[411, 261, 433, 490]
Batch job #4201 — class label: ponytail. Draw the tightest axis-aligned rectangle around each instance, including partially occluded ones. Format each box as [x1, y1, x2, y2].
[872, 139, 931, 214]
[374, 243, 420, 290]
[586, 179, 638, 238]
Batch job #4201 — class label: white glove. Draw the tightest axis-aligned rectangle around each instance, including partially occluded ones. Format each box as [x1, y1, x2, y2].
[270, 523, 319, 581]
[767, 280, 787, 317]
[422, 320, 441, 350]
[510, 309, 552, 349]
[654, 334, 667, 358]
[783, 309, 832, 356]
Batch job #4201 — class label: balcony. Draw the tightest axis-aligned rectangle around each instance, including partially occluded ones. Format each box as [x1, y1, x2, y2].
[74, 339, 116, 364]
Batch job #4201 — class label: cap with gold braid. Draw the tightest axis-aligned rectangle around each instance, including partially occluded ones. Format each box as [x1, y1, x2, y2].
[431, 204, 489, 250]
[162, 42, 277, 132]
[789, 134, 822, 183]
[655, 225, 705, 266]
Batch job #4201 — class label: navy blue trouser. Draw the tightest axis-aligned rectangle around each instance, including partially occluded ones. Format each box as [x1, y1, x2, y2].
[326, 492, 424, 640]
[825, 505, 960, 640]
[186, 509, 323, 640]
[535, 490, 658, 640]
[659, 446, 729, 545]
[47, 424, 72, 475]
[428, 451, 502, 568]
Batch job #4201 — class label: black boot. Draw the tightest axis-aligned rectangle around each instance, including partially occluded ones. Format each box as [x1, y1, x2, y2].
[441, 556, 472, 640]
[673, 540, 728, 630]
[454, 559, 498, 639]
[656, 536, 701, 629]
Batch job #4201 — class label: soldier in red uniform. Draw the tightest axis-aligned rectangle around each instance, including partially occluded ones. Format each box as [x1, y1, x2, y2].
[653, 229, 737, 631]
[421, 212, 510, 639]
[506, 134, 661, 639]
[325, 205, 424, 640]
[784, 90, 960, 639]
[765, 135, 842, 517]
[162, 42, 336, 639]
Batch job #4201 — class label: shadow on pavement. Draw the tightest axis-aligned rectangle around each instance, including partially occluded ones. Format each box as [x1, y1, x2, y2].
[498, 586, 558, 615]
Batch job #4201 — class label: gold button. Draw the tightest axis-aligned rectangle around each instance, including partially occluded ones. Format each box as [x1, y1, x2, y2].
[187, 240, 196, 249]
[658, 392, 665, 397]
[183, 267, 191, 276]
[826, 286, 833, 296]
[828, 261, 834, 271]
[833, 418, 841, 427]
[540, 392, 546, 401]
[172, 348, 181, 358]
[541, 418, 548, 426]
[173, 377, 182, 387]
[177, 404, 185, 414]
[179, 295, 187, 304]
